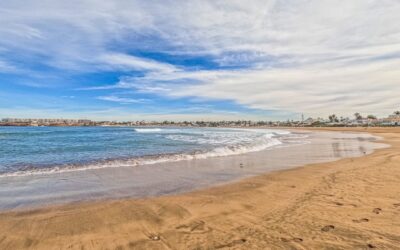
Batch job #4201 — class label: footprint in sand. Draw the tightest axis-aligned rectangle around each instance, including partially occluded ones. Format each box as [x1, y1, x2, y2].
[372, 208, 382, 214]
[367, 243, 376, 248]
[393, 203, 400, 208]
[215, 239, 247, 249]
[321, 225, 335, 232]
[352, 218, 369, 223]
[175, 220, 212, 234]
[280, 237, 303, 243]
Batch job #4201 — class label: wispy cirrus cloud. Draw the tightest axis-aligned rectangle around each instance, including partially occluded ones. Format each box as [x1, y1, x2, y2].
[98, 53, 178, 73]
[96, 95, 149, 104]
[0, 58, 17, 73]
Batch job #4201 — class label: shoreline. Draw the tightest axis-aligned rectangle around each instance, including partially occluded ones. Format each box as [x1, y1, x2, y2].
[0, 129, 384, 211]
[0, 127, 290, 179]
[0, 127, 399, 249]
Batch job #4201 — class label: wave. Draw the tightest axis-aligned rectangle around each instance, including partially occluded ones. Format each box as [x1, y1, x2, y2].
[0, 132, 285, 178]
[133, 128, 163, 133]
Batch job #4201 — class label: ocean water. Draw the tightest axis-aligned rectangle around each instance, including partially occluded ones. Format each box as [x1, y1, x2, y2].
[0, 127, 387, 210]
[0, 126, 298, 177]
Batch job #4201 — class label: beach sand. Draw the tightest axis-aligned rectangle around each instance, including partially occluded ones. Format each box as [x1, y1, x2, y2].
[0, 127, 399, 249]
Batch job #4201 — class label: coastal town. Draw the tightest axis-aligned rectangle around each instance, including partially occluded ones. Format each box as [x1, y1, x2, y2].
[1, 111, 400, 127]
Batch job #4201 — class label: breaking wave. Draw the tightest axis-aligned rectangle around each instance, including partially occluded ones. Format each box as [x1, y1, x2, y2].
[0, 129, 291, 177]
[133, 128, 163, 133]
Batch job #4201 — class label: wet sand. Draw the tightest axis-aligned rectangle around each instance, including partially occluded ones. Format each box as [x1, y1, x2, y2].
[0, 127, 399, 249]
[0, 130, 384, 211]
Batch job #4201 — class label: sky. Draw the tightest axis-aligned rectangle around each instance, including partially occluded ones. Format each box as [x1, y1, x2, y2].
[0, 0, 400, 121]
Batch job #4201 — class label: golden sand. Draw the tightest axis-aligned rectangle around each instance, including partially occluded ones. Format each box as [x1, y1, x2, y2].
[0, 127, 399, 249]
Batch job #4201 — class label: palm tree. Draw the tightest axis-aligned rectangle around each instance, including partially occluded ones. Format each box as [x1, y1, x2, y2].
[354, 112, 362, 120]
[329, 114, 339, 123]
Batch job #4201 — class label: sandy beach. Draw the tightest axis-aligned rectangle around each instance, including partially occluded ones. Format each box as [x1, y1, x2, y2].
[0, 127, 399, 249]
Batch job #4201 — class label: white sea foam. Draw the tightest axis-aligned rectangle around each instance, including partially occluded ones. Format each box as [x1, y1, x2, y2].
[134, 128, 163, 133]
[0, 129, 300, 178]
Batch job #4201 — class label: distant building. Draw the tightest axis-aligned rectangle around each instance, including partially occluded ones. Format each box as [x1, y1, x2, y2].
[382, 114, 400, 126]
[1, 118, 93, 126]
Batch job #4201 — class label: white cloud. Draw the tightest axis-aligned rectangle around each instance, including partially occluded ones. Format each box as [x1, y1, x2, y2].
[1, 0, 400, 118]
[108, 57, 400, 117]
[96, 95, 149, 104]
[98, 53, 177, 73]
[0, 58, 17, 72]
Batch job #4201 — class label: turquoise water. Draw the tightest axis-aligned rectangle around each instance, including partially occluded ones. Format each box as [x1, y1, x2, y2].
[0, 126, 291, 176]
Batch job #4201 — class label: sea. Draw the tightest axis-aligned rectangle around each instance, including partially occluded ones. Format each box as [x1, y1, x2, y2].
[0, 126, 299, 177]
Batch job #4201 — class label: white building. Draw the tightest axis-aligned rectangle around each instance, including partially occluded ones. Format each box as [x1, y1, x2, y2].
[383, 114, 400, 125]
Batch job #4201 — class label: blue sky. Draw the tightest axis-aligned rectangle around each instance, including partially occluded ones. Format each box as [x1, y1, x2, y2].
[1, 1, 399, 121]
